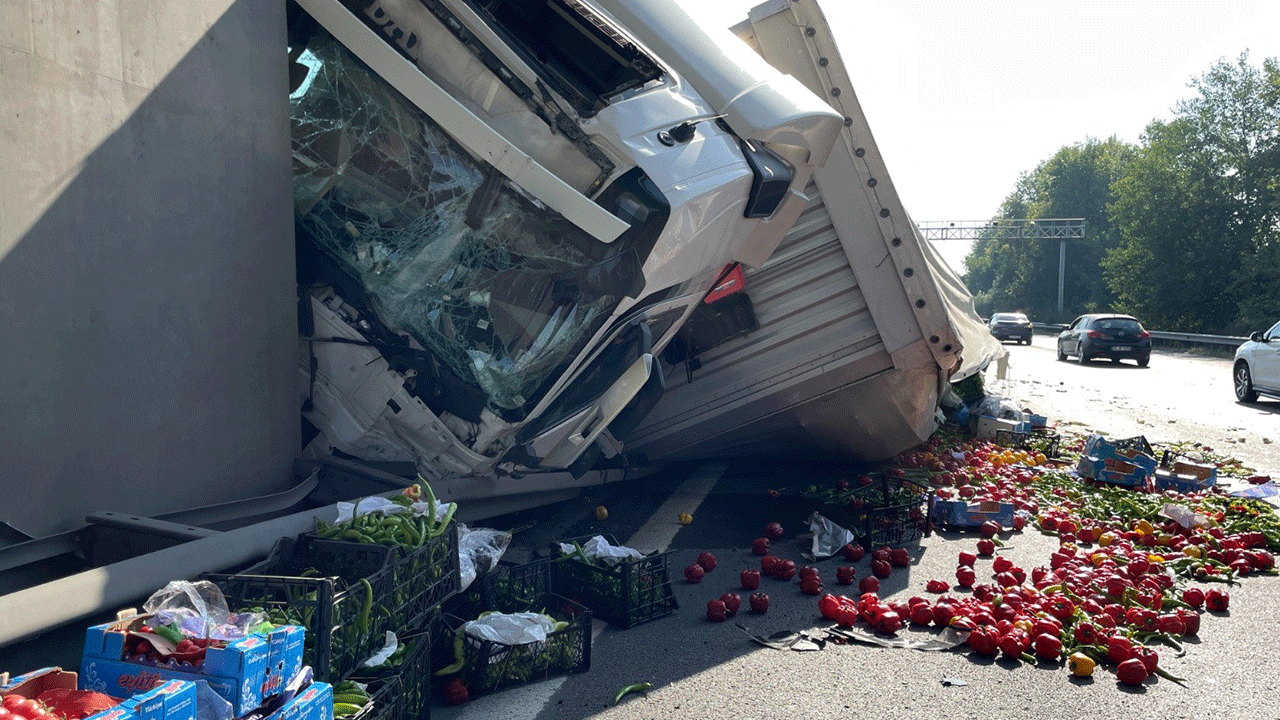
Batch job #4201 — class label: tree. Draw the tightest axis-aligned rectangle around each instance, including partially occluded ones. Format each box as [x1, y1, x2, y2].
[964, 137, 1132, 322]
[1105, 52, 1280, 332]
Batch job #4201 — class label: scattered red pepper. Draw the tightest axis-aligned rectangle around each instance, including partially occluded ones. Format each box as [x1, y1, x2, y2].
[706, 599, 727, 622]
[684, 564, 705, 584]
[749, 592, 770, 613]
[764, 521, 784, 539]
[1115, 657, 1148, 686]
[443, 678, 469, 705]
[1205, 588, 1230, 612]
[740, 569, 761, 590]
[719, 593, 741, 617]
[697, 551, 717, 572]
[752, 537, 771, 556]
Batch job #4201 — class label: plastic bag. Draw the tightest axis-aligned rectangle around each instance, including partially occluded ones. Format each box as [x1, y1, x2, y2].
[973, 395, 1025, 422]
[558, 535, 643, 566]
[458, 525, 512, 591]
[1159, 503, 1210, 529]
[361, 631, 399, 667]
[805, 512, 854, 561]
[142, 580, 264, 641]
[335, 496, 457, 524]
[461, 612, 557, 645]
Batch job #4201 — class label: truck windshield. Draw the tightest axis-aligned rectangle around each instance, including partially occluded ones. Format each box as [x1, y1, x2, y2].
[291, 32, 620, 413]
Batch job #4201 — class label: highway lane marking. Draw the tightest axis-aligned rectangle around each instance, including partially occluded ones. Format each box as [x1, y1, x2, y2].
[625, 461, 727, 553]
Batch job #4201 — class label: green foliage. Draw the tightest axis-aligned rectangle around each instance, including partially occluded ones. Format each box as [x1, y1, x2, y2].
[969, 52, 1280, 332]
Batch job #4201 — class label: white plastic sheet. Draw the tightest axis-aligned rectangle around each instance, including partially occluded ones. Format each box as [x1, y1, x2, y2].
[461, 612, 557, 645]
[558, 535, 643, 565]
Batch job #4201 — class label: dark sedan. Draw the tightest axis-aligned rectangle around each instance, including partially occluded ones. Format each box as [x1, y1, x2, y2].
[988, 312, 1033, 344]
[1056, 314, 1151, 366]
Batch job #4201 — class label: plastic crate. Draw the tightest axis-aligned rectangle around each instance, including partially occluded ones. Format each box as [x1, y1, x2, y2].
[342, 626, 431, 720]
[300, 521, 462, 631]
[435, 594, 590, 699]
[204, 537, 395, 684]
[994, 429, 1062, 458]
[551, 535, 678, 629]
[445, 558, 552, 619]
[820, 476, 933, 549]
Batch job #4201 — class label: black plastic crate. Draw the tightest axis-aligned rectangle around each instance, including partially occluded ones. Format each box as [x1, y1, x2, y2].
[1113, 435, 1155, 457]
[435, 594, 591, 699]
[445, 558, 552, 619]
[551, 535, 678, 629]
[994, 429, 1062, 458]
[819, 476, 933, 549]
[204, 536, 396, 683]
[301, 520, 461, 631]
[339, 626, 431, 720]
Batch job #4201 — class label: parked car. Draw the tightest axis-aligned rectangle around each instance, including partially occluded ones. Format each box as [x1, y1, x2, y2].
[988, 312, 1033, 344]
[1233, 321, 1280, 402]
[1056, 314, 1151, 366]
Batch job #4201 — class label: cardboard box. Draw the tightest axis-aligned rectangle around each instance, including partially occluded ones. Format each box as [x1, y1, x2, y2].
[931, 499, 1016, 528]
[123, 680, 196, 720]
[976, 416, 1020, 439]
[271, 682, 333, 720]
[81, 617, 271, 716]
[1075, 456, 1105, 479]
[1172, 460, 1218, 482]
[1154, 468, 1215, 493]
[261, 625, 306, 700]
[2, 669, 195, 720]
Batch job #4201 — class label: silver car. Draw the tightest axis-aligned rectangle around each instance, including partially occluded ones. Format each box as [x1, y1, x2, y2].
[1234, 321, 1280, 402]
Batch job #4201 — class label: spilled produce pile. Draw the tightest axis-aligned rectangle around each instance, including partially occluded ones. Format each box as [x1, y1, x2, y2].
[693, 426, 1280, 689]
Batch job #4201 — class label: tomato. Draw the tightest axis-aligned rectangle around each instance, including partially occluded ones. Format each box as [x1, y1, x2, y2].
[4, 699, 42, 720]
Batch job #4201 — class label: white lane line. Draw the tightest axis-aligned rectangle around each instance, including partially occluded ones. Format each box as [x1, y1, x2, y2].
[436, 463, 727, 720]
[625, 462, 727, 554]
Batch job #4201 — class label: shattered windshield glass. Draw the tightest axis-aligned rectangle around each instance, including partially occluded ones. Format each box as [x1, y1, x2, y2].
[290, 34, 620, 413]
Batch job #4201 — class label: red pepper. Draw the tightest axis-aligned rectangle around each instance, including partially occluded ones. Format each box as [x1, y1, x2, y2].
[719, 593, 741, 617]
[873, 609, 903, 634]
[859, 576, 880, 594]
[684, 564, 705, 583]
[1046, 596, 1075, 620]
[761, 555, 780, 576]
[889, 548, 911, 567]
[999, 629, 1030, 659]
[980, 519, 1002, 538]
[1107, 636, 1133, 664]
[957, 551, 977, 567]
[843, 543, 865, 562]
[1132, 645, 1159, 675]
[764, 521, 784, 539]
[909, 603, 934, 625]
[1205, 588, 1230, 612]
[697, 551, 717, 572]
[993, 556, 1013, 573]
[977, 538, 996, 556]
[968, 626, 998, 656]
[836, 603, 857, 628]
[776, 559, 797, 581]
[1073, 622, 1100, 646]
[871, 559, 892, 578]
[932, 603, 956, 627]
[443, 678, 469, 705]
[1033, 632, 1062, 660]
[799, 566, 821, 581]
[740, 569, 761, 590]
[926, 579, 950, 593]
[752, 538, 771, 556]
[1116, 657, 1149, 686]
[836, 566, 856, 585]
[1178, 609, 1201, 635]
[1157, 613, 1185, 636]
[1181, 586, 1205, 608]
[749, 592, 770, 613]
[819, 593, 841, 620]
[706, 599, 727, 622]
[955, 565, 976, 588]
[799, 576, 824, 595]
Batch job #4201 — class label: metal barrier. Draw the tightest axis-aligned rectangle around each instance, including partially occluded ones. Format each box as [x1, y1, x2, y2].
[1031, 324, 1247, 348]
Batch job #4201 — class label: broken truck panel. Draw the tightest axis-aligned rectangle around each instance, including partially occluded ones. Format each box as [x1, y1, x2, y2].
[291, 0, 843, 479]
[626, 0, 1004, 463]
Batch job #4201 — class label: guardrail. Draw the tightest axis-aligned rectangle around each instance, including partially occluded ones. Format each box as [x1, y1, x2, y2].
[1031, 323, 1247, 348]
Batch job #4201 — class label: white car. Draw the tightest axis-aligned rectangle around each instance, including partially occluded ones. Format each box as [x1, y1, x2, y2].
[1234, 321, 1280, 402]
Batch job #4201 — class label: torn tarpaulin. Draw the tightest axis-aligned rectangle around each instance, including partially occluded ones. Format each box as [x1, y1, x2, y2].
[826, 625, 971, 651]
[737, 624, 825, 652]
[739, 623, 970, 652]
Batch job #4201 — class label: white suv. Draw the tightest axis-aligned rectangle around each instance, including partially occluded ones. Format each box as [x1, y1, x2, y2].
[1234, 321, 1280, 402]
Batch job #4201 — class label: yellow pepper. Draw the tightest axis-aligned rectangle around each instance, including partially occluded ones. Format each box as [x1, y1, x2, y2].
[678, 512, 693, 525]
[1098, 532, 1115, 548]
[595, 505, 609, 521]
[1068, 651, 1096, 677]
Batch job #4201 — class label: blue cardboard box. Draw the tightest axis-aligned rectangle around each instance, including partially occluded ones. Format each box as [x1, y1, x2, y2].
[1154, 468, 1216, 493]
[119, 680, 197, 720]
[81, 618, 270, 716]
[261, 626, 306, 700]
[931, 498, 1015, 528]
[274, 682, 333, 720]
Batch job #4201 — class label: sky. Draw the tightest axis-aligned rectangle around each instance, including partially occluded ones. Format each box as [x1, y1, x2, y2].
[673, 0, 1280, 272]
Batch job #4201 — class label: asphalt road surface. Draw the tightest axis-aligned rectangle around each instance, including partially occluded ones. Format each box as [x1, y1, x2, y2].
[436, 338, 1280, 720]
[988, 335, 1280, 477]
